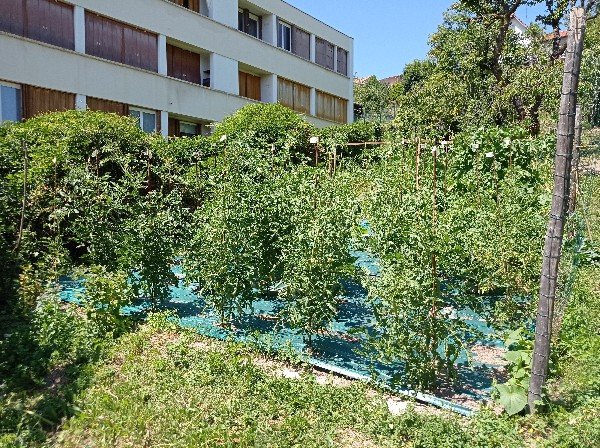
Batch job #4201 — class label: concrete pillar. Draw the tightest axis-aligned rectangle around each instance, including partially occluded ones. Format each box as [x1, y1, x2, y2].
[160, 111, 169, 137]
[75, 94, 87, 110]
[310, 87, 316, 116]
[310, 34, 316, 63]
[263, 14, 277, 45]
[207, 0, 237, 28]
[200, 0, 209, 17]
[74, 5, 85, 53]
[158, 35, 167, 76]
[346, 40, 355, 123]
[210, 53, 238, 95]
[333, 45, 338, 73]
[260, 74, 277, 103]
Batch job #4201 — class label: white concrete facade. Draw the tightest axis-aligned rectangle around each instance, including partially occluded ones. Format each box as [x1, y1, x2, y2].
[0, 0, 354, 130]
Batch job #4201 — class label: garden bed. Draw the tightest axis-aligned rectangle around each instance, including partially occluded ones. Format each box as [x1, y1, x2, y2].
[60, 263, 508, 416]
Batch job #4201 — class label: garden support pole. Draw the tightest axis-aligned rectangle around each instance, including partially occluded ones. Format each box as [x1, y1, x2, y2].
[14, 142, 28, 253]
[528, 7, 586, 415]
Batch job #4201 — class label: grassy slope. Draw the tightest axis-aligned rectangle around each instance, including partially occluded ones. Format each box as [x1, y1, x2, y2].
[51, 317, 522, 448]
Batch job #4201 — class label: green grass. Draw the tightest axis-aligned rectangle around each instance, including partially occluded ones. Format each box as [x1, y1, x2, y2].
[50, 315, 524, 448]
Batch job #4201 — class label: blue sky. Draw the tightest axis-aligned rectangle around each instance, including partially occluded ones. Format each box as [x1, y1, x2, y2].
[287, 1, 549, 79]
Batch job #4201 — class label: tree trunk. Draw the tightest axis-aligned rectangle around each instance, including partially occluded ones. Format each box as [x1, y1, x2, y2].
[528, 7, 586, 415]
[568, 105, 583, 216]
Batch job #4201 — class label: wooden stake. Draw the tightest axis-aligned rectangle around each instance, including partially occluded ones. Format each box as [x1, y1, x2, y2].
[415, 139, 421, 191]
[14, 142, 28, 252]
[529, 7, 586, 415]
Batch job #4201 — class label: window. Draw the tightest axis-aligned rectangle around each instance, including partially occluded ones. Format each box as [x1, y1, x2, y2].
[247, 13, 259, 38]
[278, 21, 292, 51]
[179, 121, 198, 138]
[129, 108, 157, 133]
[0, 83, 22, 124]
[238, 8, 244, 31]
[239, 9, 261, 38]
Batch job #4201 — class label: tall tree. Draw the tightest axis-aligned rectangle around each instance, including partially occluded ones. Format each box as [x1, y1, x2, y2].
[354, 76, 391, 122]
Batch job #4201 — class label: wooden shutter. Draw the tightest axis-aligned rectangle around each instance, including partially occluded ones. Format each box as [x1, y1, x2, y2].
[293, 83, 310, 114]
[123, 26, 157, 72]
[86, 97, 128, 115]
[23, 85, 74, 119]
[0, 0, 25, 36]
[239, 72, 261, 101]
[316, 37, 335, 70]
[85, 12, 157, 72]
[246, 73, 261, 101]
[86, 13, 120, 63]
[315, 37, 327, 67]
[168, 44, 200, 84]
[0, 0, 74, 49]
[26, 0, 74, 49]
[337, 48, 348, 76]
[292, 26, 310, 60]
[168, 118, 180, 137]
[277, 77, 294, 109]
[325, 41, 335, 70]
[317, 90, 337, 122]
[335, 97, 348, 123]
[238, 71, 247, 98]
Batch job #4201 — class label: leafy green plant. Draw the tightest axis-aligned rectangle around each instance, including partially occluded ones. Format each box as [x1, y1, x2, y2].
[75, 265, 134, 337]
[494, 328, 533, 416]
[279, 169, 357, 345]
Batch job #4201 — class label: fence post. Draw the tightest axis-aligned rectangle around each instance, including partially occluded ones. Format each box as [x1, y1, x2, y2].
[528, 7, 586, 415]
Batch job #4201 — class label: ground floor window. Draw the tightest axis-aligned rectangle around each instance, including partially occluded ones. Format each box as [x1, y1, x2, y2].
[179, 121, 198, 138]
[129, 107, 157, 133]
[0, 82, 22, 124]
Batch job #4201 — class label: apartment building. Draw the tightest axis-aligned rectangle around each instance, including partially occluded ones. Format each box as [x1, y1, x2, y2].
[0, 0, 354, 136]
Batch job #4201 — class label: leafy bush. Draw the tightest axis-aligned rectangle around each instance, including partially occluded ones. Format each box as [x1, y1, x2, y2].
[185, 104, 357, 342]
[359, 127, 552, 388]
[0, 111, 190, 310]
[212, 103, 315, 163]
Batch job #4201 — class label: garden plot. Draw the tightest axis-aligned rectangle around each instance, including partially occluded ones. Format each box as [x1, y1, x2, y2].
[60, 261, 509, 416]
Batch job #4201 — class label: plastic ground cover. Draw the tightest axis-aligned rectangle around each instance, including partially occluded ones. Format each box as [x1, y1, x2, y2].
[59, 253, 507, 417]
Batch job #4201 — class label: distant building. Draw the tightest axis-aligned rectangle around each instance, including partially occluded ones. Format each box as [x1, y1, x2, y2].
[545, 30, 569, 53]
[380, 75, 402, 87]
[0, 0, 355, 134]
[509, 15, 528, 36]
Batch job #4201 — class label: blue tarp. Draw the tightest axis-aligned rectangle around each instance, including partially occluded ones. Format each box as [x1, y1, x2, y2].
[60, 256, 507, 417]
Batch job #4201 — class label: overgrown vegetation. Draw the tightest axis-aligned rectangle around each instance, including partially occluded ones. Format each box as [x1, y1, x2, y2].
[1, 2, 600, 444]
[0, 102, 598, 446]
